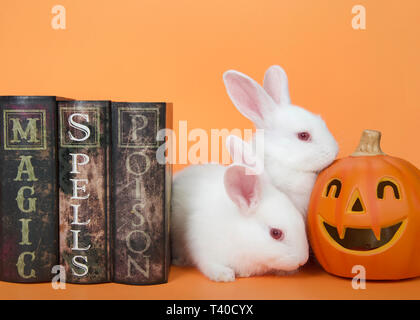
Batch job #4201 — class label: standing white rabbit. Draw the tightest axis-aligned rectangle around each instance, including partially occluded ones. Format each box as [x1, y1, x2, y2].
[171, 136, 309, 282]
[223, 66, 339, 216]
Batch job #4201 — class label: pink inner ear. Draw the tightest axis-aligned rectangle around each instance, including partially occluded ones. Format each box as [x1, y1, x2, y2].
[239, 175, 258, 207]
[263, 66, 290, 106]
[224, 165, 261, 212]
[227, 75, 263, 119]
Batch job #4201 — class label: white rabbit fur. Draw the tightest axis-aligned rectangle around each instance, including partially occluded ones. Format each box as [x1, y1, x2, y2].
[223, 66, 339, 216]
[171, 136, 309, 282]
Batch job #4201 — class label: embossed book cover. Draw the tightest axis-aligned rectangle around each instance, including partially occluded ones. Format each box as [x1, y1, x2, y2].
[111, 102, 172, 285]
[0, 96, 58, 283]
[58, 100, 111, 283]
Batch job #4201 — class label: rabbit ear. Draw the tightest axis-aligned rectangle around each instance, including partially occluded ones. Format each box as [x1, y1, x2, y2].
[263, 65, 291, 106]
[224, 164, 261, 214]
[223, 70, 276, 128]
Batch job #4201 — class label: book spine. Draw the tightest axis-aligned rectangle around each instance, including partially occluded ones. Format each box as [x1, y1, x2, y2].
[58, 101, 111, 283]
[111, 102, 172, 285]
[0, 96, 58, 283]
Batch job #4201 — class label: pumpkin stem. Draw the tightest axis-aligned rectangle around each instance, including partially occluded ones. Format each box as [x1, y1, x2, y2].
[351, 130, 386, 157]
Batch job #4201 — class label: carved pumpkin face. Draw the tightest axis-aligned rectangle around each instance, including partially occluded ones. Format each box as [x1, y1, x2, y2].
[308, 130, 420, 280]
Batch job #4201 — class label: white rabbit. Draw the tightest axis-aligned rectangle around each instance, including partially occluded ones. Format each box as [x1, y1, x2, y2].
[223, 66, 339, 216]
[171, 136, 309, 282]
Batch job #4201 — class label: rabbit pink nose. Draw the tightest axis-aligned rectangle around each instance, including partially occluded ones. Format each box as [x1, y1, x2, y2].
[270, 228, 284, 240]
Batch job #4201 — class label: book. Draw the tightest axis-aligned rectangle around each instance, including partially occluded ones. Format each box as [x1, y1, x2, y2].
[0, 96, 58, 283]
[58, 100, 111, 283]
[111, 102, 172, 285]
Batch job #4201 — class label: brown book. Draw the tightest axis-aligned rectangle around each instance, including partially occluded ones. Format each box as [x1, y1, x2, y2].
[0, 96, 58, 282]
[111, 102, 172, 285]
[58, 100, 111, 283]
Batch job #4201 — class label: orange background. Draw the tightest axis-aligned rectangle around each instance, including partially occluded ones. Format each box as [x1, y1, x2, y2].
[0, 0, 420, 299]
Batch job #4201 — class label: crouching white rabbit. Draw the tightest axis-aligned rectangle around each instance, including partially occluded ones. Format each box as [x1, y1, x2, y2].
[223, 66, 339, 216]
[171, 136, 309, 282]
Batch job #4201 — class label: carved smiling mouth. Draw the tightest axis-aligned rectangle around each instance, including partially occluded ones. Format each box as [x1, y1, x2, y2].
[323, 221, 404, 251]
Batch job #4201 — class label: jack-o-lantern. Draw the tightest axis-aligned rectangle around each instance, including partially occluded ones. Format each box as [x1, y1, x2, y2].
[308, 130, 420, 280]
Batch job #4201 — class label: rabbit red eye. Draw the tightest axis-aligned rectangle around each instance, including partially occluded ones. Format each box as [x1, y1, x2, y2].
[297, 132, 311, 141]
[270, 228, 284, 240]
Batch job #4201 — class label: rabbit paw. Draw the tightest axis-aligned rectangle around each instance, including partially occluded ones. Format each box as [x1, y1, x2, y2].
[201, 264, 235, 282]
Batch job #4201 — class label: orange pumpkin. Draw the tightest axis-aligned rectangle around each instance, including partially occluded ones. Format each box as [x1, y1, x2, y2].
[308, 130, 420, 280]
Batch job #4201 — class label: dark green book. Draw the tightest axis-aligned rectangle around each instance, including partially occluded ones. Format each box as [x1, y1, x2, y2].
[0, 96, 58, 283]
